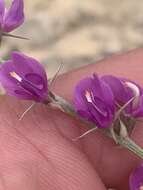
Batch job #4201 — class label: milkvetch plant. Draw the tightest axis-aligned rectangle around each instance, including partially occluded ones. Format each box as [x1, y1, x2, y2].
[0, 49, 143, 159]
[1, 1, 143, 187]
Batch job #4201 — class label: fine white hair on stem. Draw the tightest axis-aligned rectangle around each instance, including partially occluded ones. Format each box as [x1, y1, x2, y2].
[2, 32, 29, 40]
[19, 102, 36, 120]
[115, 96, 135, 119]
[49, 61, 63, 88]
[72, 127, 98, 141]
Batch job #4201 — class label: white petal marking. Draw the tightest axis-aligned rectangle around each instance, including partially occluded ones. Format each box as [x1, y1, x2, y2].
[125, 81, 140, 97]
[85, 90, 92, 103]
[125, 81, 140, 107]
[10, 72, 22, 82]
[85, 90, 107, 117]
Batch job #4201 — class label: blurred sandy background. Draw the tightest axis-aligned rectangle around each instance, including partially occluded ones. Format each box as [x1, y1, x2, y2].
[2, 0, 143, 77]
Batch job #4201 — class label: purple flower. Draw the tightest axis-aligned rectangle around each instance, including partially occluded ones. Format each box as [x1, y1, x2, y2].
[129, 163, 143, 190]
[0, 52, 48, 102]
[74, 74, 115, 128]
[102, 75, 143, 118]
[0, 0, 24, 33]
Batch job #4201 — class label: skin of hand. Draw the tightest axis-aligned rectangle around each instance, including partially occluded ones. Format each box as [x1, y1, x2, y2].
[0, 48, 143, 190]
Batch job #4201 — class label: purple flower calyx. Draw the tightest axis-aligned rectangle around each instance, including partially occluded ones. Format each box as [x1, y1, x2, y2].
[10, 71, 22, 82]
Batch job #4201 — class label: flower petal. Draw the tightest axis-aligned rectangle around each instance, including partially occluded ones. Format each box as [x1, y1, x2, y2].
[3, 0, 24, 32]
[10, 52, 48, 93]
[92, 74, 114, 107]
[102, 75, 133, 105]
[74, 77, 93, 112]
[0, 60, 35, 100]
[129, 163, 143, 190]
[7, 87, 37, 100]
[132, 95, 143, 117]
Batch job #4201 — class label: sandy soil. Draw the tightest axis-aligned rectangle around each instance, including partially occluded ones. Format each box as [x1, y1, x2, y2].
[2, 0, 143, 77]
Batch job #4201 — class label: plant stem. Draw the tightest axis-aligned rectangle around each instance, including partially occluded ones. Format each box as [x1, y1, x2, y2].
[48, 91, 76, 116]
[117, 136, 143, 159]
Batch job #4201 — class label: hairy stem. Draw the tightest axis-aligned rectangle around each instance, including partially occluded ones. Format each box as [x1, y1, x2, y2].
[117, 136, 143, 159]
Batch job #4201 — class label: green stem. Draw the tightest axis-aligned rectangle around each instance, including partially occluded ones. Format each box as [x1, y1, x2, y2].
[48, 91, 76, 117]
[117, 136, 143, 159]
[47, 91, 94, 128]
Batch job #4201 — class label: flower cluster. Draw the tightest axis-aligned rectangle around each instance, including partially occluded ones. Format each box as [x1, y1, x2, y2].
[1, 1, 143, 189]
[0, 0, 142, 132]
[74, 74, 143, 128]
